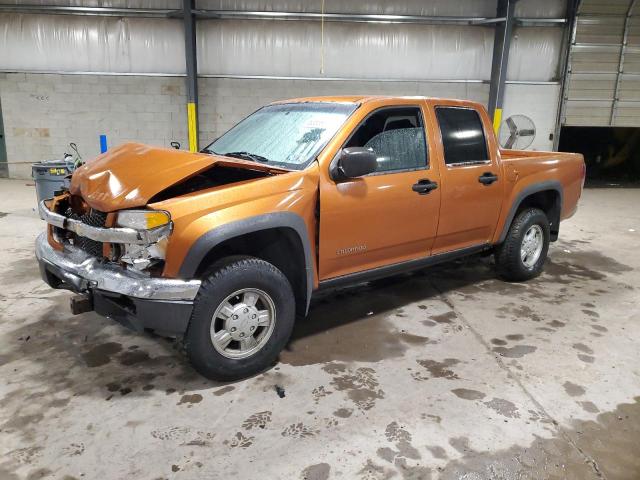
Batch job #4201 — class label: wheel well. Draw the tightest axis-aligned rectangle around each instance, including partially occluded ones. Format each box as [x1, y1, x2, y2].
[515, 189, 561, 241]
[194, 227, 308, 316]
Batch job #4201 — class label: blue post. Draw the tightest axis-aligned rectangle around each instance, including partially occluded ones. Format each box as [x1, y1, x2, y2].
[99, 135, 108, 153]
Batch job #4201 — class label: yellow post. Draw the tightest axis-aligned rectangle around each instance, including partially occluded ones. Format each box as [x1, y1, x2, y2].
[187, 102, 198, 152]
[492, 108, 502, 135]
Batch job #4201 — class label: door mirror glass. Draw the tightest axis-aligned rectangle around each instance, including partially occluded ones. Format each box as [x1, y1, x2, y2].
[331, 147, 377, 180]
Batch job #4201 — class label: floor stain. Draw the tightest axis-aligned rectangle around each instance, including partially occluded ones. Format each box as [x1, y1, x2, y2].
[241, 411, 271, 430]
[323, 363, 384, 411]
[333, 408, 353, 418]
[178, 393, 203, 405]
[413, 358, 460, 380]
[431, 311, 456, 324]
[440, 397, 640, 479]
[301, 463, 331, 480]
[1, 257, 42, 287]
[451, 388, 486, 401]
[483, 398, 520, 418]
[427, 445, 448, 460]
[228, 431, 254, 448]
[281, 422, 318, 439]
[547, 320, 566, 328]
[578, 354, 596, 363]
[81, 342, 123, 368]
[505, 334, 525, 341]
[212, 386, 235, 396]
[282, 291, 437, 366]
[563, 381, 586, 397]
[579, 401, 600, 414]
[572, 343, 594, 355]
[117, 349, 150, 366]
[492, 345, 537, 358]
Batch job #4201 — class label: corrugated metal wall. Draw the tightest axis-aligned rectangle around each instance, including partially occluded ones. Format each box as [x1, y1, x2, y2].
[0, 9, 563, 82]
[563, 0, 640, 126]
[0, 0, 570, 158]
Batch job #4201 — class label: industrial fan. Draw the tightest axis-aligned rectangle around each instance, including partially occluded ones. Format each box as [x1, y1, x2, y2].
[499, 114, 536, 150]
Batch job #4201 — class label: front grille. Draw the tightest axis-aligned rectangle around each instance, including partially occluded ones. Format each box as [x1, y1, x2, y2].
[66, 207, 108, 257]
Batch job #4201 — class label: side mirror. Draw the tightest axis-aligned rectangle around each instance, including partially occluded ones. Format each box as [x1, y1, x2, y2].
[331, 147, 377, 180]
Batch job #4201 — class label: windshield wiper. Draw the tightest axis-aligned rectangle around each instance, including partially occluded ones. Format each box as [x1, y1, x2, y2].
[220, 151, 270, 163]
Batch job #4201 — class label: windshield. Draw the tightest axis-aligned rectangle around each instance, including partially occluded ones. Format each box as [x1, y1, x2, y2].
[203, 102, 358, 170]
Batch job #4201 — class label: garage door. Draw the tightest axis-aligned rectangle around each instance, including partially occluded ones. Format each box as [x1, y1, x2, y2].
[563, 0, 640, 126]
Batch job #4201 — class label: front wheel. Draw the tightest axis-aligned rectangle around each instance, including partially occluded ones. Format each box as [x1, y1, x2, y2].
[185, 256, 295, 381]
[495, 207, 550, 282]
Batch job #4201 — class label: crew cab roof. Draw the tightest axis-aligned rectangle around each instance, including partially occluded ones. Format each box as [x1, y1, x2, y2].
[269, 95, 485, 110]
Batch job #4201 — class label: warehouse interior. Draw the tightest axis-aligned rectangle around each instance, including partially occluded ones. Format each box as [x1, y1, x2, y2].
[0, 1, 639, 479]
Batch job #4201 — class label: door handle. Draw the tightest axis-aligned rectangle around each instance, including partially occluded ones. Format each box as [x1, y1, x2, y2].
[412, 179, 438, 195]
[478, 172, 498, 185]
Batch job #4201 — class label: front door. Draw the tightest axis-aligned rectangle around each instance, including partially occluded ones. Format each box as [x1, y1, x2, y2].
[319, 104, 441, 280]
[430, 104, 504, 254]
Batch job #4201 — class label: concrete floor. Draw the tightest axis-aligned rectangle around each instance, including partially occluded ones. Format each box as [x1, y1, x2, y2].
[0, 178, 639, 480]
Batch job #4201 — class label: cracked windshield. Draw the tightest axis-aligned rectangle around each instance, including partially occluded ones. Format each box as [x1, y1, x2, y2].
[204, 102, 357, 170]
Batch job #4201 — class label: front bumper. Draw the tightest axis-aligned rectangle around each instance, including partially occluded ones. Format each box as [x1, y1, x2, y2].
[35, 233, 201, 335]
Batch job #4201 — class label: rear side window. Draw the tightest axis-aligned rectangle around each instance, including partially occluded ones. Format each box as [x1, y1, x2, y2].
[345, 106, 428, 173]
[435, 107, 489, 165]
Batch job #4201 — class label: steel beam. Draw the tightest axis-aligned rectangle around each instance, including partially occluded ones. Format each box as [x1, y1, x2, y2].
[610, 0, 638, 125]
[488, 0, 517, 135]
[193, 9, 566, 26]
[183, 0, 198, 152]
[0, 4, 567, 26]
[553, 0, 581, 150]
[0, 4, 177, 17]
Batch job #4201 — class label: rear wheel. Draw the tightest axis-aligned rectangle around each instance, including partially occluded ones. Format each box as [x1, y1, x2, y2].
[495, 207, 550, 281]
[185, 256, 295, 381]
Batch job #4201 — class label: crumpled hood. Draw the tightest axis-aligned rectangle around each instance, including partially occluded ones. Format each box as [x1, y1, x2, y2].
[69, 142, 283, 212]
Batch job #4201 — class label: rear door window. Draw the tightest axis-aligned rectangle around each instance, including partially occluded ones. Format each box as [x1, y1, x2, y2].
[435, 107, 489, 166]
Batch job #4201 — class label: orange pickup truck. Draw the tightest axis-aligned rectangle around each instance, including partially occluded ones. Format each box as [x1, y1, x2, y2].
[36, 96, 585, 380]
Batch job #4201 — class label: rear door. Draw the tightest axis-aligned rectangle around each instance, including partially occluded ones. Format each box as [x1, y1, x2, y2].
[430, 104, 503, 254]
[318, 103, 441, 280]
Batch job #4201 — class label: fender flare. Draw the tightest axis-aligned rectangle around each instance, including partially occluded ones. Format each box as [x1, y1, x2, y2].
[178, 212, 314, 313]
[497, 180, 563, 243]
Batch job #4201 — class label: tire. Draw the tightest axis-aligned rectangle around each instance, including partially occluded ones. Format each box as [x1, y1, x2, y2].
[185, 256, 295, 381]
[495, 207, 550, 282]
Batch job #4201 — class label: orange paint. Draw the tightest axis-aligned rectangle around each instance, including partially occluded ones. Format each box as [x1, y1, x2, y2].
[53, 96, 583, 288]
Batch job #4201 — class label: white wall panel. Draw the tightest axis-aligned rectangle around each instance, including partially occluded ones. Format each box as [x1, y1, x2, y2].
[0, 14, 185, 74]
[515, 0, 567, 18]
[507, 27, 563, 81]
[0, 9, 564, 82]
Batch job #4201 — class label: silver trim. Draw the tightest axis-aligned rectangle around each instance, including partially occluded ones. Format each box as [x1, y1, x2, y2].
[446, 160, 492, 167]
[36, 233, 200, 301]
[38, 200, 171, 245]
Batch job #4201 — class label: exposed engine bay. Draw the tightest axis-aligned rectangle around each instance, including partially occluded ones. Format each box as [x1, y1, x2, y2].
[149, 165, 274, 203]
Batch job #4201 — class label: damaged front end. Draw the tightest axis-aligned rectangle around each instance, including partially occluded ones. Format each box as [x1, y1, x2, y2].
[35, 142, 298, 336]
[39, 194, 171, 275]
[36, 192, 201, 335]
